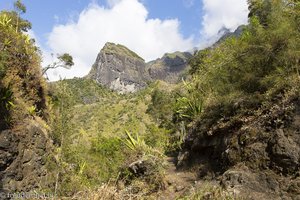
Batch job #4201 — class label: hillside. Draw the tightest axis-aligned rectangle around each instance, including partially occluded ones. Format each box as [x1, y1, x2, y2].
[87, 42, 149, 94]
[0, 7, 55, 195]
[48, 78, 173, 195]
[147, 51, 192, 83]
[0, 0, 299, 199]
[87, 42, 192, 93]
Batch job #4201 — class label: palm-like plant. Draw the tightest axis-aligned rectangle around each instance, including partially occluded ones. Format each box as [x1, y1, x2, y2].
[175, 79, 203, 122]
[175, 96, 203, 121]
[122, 130, 147, 151]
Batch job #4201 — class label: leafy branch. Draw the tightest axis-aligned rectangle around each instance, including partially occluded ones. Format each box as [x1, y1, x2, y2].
[42, 53, 74, 77]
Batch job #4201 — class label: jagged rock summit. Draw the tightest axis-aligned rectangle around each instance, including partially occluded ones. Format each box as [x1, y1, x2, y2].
[87, 42, 149, 94]
[87, 42, 192, 93]
[87, 27, 245, 94]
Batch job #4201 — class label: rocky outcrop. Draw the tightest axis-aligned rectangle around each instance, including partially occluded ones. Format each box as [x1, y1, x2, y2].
[87, 42, 149, 94]
[146, 52, 192, 84]
[213, 25, 246, 47]
[0, 119, 55, 195]
[178, 90, 300, 199]
[87, 42, 192, 93]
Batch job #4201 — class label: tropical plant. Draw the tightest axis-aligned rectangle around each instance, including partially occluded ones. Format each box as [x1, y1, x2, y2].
[0, 87, 14, 110]
[174, 79, 203, 122]
[0, 2, 48, 128]
[120, 130, 165, 158]
[122, 130, 148, 152]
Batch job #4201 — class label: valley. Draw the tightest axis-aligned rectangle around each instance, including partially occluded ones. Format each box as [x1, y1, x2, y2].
[0, 0, 299, 199]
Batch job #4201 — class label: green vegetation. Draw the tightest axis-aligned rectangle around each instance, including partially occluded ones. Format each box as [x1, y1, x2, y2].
[48, 78, 172, 196]
[164, 52, 180, 59]
[103, 42, 144, 60]
[42, 53, 74, 78]
[0, 1, 47, 130]
[164, 51, 189, 60]
[1, 0, 299, 199]
[181, 0, 300, 130]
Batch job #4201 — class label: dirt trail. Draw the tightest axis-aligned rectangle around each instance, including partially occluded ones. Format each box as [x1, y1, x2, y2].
[157, 157, 198, 199]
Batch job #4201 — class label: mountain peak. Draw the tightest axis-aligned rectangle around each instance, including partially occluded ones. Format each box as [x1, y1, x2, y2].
[102, 42, 144, 61]
[87, 43, 192, 93]
[87, 42, 148, 94]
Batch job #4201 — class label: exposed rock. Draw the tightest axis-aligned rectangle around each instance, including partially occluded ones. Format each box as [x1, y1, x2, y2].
[0, 131, 18, 179]
[288, 177, 300, 195]
[213, 25, 246, 46]
[176, 151, 190, 168]
[268, 129, 300, 174]
[87, 42, 192, 93]
[221, 165, 281, 200]
[146, 52, 192, 83]
[178, 90, 300, 199]
[128, 159, 149, 177]
[110, 77, 136, 94]
[87, 42, 149, 94]
[0, 119, 55, 194]
[127, 158, 159, 178]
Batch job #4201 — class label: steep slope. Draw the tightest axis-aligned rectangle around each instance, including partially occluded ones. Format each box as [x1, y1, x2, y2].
[87, 42, 192, 92]
[147, 51, 192, 83]
[178, 89, 300, 199]
[213, 25, 246, 47]
[175, 1, 300, 199]
[0, 10, 55, 195]
[49, 78, 171, 195]
[0, 119, 54, 193]
[87, 42, 149, 94]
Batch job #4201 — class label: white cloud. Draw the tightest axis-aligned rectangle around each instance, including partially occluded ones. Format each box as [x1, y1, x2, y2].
[199, 0, 249, 47]
[45, 0, 194, 81]
[26, 30, 63, 80]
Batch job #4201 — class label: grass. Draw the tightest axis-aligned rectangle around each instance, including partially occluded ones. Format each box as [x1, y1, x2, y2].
[103, 42, 144, 61]
[178, 182, 237, 200]
[164, 51, 191, 60]
[49, 78, 171, 196]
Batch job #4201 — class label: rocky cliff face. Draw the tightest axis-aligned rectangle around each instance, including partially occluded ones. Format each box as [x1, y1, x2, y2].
[87, 42, 191, 93]
[0, 119, 55, 195]
[146, 52, 192, 84]
[87, 43, 149, 94]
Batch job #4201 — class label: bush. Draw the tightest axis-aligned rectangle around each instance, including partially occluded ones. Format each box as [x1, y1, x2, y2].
[147, 87, 175, 128]
[0, 10, 48, 129]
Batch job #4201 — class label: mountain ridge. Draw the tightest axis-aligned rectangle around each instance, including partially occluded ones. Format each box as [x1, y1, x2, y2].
[87, 26, 246, 93]
[87, 42, 193, 93]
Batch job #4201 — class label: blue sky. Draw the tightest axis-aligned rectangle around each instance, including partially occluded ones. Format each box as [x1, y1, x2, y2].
[0, 0, 249, 80]
[1, 0, 203, 45]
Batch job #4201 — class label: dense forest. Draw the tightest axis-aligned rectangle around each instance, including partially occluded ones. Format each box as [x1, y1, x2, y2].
[0, 0, 299, 199]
